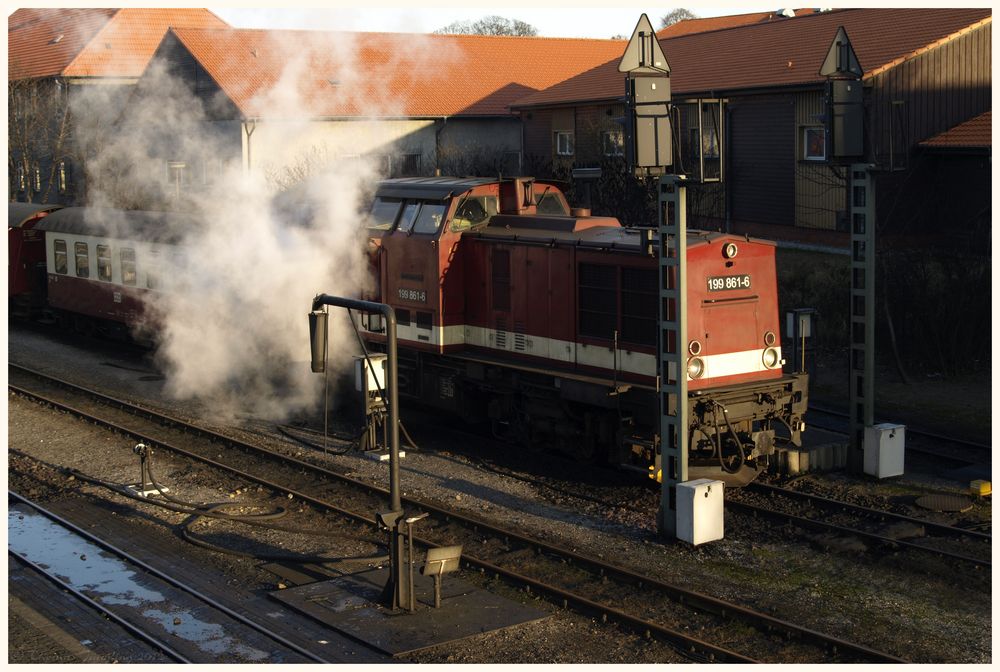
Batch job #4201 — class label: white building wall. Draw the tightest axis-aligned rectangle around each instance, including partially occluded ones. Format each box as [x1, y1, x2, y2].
[231, 117, 524, 181]
[241, 118, 438, 179]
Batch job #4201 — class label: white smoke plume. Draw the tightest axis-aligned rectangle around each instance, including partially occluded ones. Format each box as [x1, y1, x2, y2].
[74, 29, 448, 421]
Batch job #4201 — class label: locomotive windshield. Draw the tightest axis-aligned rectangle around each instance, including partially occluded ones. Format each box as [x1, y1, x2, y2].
[397, 201, 446, 235]
[368, 197, 402, 230]
[412, 202, 446, 234]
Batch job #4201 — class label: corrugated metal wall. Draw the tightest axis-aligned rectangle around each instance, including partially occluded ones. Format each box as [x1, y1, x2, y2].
[868, 21, 992, 169]
[728, 96, 795, 226]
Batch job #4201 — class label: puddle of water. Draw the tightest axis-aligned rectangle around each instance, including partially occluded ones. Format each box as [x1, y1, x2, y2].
[8, 507, 270, 661]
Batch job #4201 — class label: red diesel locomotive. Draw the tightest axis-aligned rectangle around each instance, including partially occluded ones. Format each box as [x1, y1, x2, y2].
[361, 177, 808, 485]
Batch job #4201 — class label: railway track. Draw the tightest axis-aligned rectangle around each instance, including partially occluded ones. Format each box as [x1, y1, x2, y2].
[369, 415, 992, 571]
[8, 490, 328, 664]
[729, 483, 990, 568]
[9, 363, 909, 664]
[806, 404, 991, 469]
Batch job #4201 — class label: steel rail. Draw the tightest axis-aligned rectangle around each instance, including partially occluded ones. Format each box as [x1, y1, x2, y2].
[8, 496, 193, 664]
[745, 482, 991, 543]
[8, 489, 331, 664]
[9, 552, 193, 663]
[8, 383, 751, 664]
[727, 499, 989, 568]
[9, 385, 758, 663]
[9, 371, 909, 664]
[808, 404, 991, 454]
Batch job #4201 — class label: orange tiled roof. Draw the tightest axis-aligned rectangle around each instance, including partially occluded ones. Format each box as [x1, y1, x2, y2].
[168, 28, 627, 118]
[656, 9, 817, 38]
[920, 111, 991, 148]
[8, 8, 228, 80]
[514, 8, 992, 108]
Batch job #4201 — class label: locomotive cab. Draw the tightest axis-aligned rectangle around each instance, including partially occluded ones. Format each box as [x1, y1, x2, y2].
[365, 177, 569, 355]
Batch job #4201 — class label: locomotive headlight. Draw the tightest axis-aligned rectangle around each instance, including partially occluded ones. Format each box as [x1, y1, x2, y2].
[688, 339, 702, 356]
[762, 347, 780, 369]
[723, 242, 739, 259]
[763, 331, 776, 346]
[687, 356, 705, 379]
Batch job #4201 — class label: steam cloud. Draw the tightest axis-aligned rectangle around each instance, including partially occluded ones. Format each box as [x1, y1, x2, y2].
[73, 29, 447, 421]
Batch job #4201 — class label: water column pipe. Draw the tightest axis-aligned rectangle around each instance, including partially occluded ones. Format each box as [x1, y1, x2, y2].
[309, 293, 405, 609]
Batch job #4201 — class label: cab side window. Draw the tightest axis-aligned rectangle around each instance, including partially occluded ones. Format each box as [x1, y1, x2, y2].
[536, 191, 568, 215]
[450, 196, 495, 232]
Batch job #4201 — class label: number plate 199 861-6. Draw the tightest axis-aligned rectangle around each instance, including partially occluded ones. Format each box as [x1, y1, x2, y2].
[707, 274, 751, 292]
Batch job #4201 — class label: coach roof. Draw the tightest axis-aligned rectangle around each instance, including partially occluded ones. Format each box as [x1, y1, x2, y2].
[9, 203, 62, 229]
[35, 207, 199, 244]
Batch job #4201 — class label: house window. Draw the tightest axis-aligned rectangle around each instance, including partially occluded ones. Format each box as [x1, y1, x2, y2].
[17, 166, 25, 192]
[74, 242, 89, 278]
[167, 160, 190, 199]
[555, 131, 575, 156]
[689, 127, 720, 159]
[602, 130, 624, 156]
[803, 127, 826, 161]
[96, 245, 112, 281]
[58, 161, 68, 193]
[121, 248, 136, 286]
[54, 239, 68, 275]
[398, 153, 421, 177]
[32, 164, 42, 192]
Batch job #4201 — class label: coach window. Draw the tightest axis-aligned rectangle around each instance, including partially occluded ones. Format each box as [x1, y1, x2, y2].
[121, 248, 137, 286]
[96, 245, 112, 282]
[53, 239, 68, 275]
[368, 196, 402, 230]
[412, 202, 447, 235]
[555, 130, 574, 156]
[74, 242, 90, 278]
